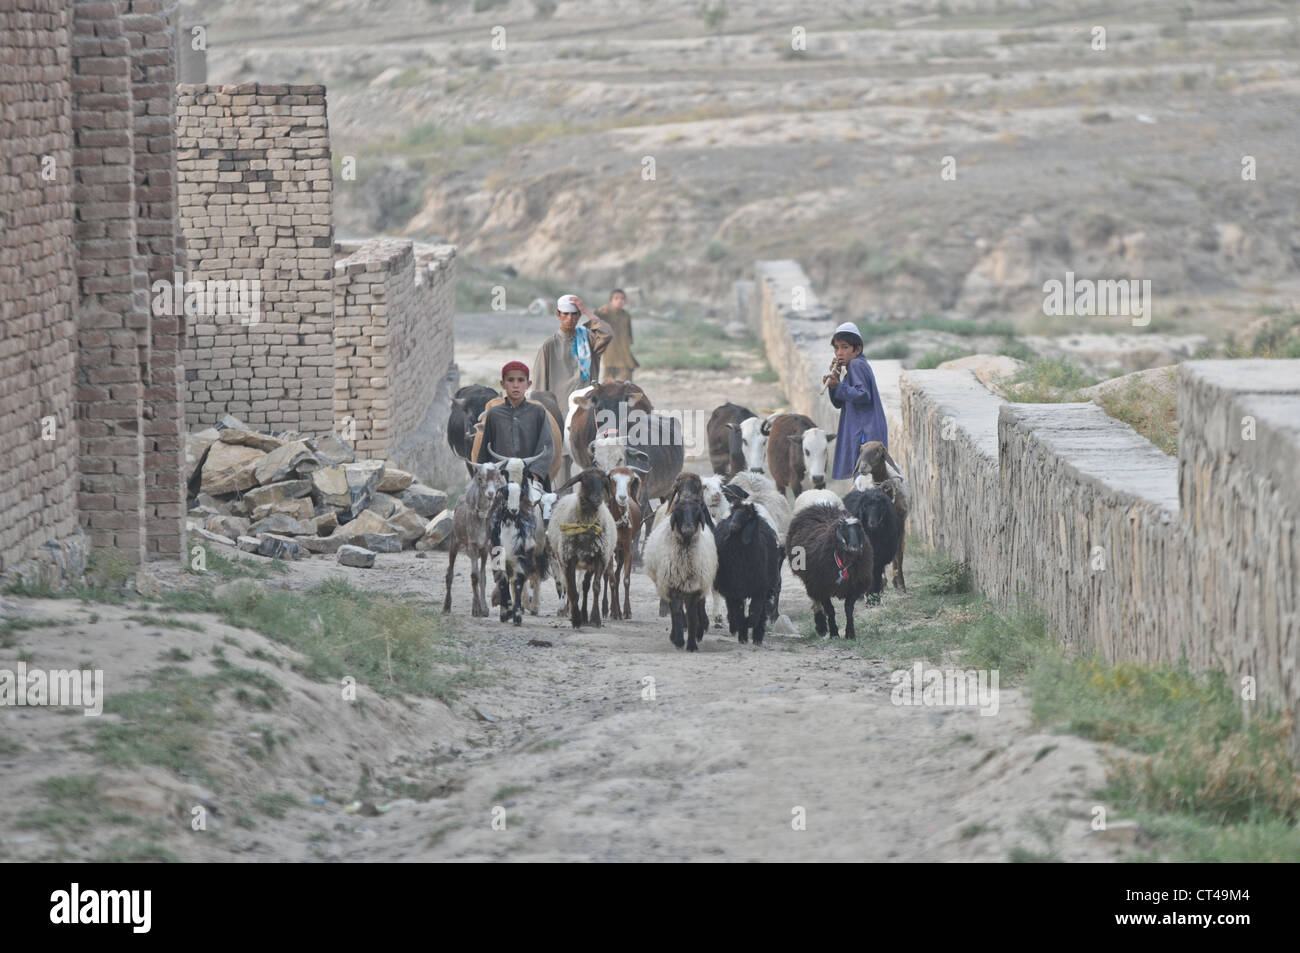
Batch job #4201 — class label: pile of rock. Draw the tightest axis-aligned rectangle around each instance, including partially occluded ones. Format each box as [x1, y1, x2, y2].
[186, 416, 456, 567]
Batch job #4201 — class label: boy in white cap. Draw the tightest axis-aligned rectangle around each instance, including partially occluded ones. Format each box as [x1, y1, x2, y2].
[532, 294, 613, 412]
[823, 321, 888, 481]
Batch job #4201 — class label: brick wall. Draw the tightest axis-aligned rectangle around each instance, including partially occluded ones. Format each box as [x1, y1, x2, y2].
[0, 1, 80, 575]
[127, 0, 185, 559]
[176, 82, 334, 434]
[1, 0, 185, 581]
[333, 239, 461, 485]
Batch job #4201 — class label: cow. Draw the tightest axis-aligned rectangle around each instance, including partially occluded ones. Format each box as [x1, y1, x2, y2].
[706, 402, 756, 476]
[447, 384, 499, 471]
[764, 412, 835, 497]
[568, 380, 654, 471]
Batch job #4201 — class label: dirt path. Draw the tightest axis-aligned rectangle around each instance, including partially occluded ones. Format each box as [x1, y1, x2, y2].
[253, 317, 1131, 862]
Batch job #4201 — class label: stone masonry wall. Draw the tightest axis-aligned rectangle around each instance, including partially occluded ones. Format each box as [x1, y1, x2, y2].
[901, 360, 1300, 751]
[333, 238, 461, 485]
[752, 260, 1297, 750]
[176, 82, 333, 433]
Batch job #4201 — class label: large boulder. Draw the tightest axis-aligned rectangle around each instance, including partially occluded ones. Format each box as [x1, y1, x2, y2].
[254, 440, 321, 485]
[217, 428, 284, 452]
[204, 514, 250, 541]
[416, 510, 455, 551]
[377, 466, 414, 493]
[312, 433, 356, 466]
[250, 497, 315, 523]
[249, 513, 316, 537]
[312, 461, 384, 520]
[341, 508, 397, 537]
[386, 504, 428, 545]
[200, 442, 265, 495]
[244, 479, 312, 508]
[185, 428, 221, 487]
[367, 492, 402, 519]
[338, 545, 377, 569]
[400, 483, 447, 519]
[255, 534, 304, 560]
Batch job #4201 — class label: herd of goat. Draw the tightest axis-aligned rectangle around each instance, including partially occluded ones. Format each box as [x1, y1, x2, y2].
[442, 381, 909, 652]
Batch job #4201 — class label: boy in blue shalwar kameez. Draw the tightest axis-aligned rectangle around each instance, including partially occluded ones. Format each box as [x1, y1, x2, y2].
[824, 321, 888, 481]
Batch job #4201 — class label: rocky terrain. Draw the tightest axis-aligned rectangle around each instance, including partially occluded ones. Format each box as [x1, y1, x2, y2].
[186, 0, 1300, 329]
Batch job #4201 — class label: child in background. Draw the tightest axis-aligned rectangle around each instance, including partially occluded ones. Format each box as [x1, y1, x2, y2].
[823, 321, 888, 481]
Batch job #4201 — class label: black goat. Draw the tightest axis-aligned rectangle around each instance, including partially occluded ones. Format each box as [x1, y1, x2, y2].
[713, 485, 782, 645]
[786, 504, 874, 639]
[842, 487, 899, 604]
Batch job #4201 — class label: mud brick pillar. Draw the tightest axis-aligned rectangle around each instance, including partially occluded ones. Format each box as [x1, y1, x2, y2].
[126, 0, 186, 561]
[71, 0, 148, 563]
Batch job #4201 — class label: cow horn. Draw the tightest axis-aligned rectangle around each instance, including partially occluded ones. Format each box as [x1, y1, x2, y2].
[486, 443, 508, 462]
[522, 450, 545, 465]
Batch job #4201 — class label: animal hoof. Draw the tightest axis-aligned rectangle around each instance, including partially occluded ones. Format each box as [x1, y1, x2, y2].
[513, 617, 522, 627]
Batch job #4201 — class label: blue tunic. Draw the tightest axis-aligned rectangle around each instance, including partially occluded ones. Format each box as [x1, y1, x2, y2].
[827, 355, 888, 480]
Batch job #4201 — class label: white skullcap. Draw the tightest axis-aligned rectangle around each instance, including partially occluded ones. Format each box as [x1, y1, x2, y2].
[556, 295, 579, 313]
[832, 321, 863, 343]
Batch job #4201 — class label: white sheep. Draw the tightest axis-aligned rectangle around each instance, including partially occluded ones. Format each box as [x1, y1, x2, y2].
[643, 473, 718, 652]
[793, 488, 845, 513]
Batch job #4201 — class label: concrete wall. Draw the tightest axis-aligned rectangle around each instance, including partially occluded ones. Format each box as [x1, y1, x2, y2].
[176, 82, 334, 433]
[1, 0, 186, 580]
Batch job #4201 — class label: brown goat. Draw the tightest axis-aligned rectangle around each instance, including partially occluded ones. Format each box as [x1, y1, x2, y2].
[601, 466, 643, 621]
[853, 441, 908, 592]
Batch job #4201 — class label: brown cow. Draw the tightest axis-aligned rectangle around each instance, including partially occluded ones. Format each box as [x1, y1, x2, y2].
[705, 402, 756, 476]
[568, 380, 653, 470]
[763, 413, 835, 497]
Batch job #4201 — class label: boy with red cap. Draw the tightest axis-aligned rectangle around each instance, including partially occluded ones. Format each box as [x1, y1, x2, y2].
[471, 360, 560, 488]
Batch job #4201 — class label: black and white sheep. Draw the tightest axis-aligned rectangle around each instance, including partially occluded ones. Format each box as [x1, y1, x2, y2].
[785, 503, 874, 639]
[713, 485, 782, 645]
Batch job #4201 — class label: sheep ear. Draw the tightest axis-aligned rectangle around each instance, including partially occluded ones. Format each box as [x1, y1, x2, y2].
[826, 433, 836, 444]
